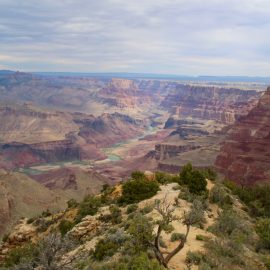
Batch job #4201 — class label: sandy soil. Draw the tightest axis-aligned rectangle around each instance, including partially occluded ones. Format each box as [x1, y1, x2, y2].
[138, 181, 218, 270]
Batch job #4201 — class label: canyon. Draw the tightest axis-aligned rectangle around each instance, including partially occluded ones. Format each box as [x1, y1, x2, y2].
[0, 70, 268, 237]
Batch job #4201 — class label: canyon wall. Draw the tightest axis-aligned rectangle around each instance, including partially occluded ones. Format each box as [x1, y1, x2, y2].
[161, 84, 261, 124]
[215, 87, 270, 185]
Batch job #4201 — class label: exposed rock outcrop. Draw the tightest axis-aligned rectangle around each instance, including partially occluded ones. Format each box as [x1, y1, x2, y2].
[215, 87, 270, 185]
[0, 219, 36, 260]
[161, 85, 261, 124]
[68, 215, 101, 240]
[154, 144, 200, 161]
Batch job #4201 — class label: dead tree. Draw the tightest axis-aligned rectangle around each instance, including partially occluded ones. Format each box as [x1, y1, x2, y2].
[152, 196, 205, 268]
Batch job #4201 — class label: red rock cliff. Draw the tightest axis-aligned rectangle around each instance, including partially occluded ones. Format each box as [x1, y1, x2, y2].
[215, 87, 270, 185]
[161, 85, 261, 124]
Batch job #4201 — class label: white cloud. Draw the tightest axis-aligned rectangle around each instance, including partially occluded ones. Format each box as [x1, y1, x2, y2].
[0, 0, 270, 75]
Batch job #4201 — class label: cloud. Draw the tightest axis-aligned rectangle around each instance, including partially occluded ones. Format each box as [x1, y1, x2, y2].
[0, 0, 270, 75]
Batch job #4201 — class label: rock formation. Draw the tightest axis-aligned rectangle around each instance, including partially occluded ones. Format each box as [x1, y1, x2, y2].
[0, 105, 144, 169]
[161, 84, 261, 124]
[215, 87, 270, 185]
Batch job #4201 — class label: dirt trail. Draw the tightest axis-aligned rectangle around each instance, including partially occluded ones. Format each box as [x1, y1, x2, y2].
[139, 182, 218, 270]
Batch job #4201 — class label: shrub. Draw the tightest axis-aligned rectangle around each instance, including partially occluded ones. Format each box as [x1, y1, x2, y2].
[209, 209, 253, 246]
[2, 243, 38, 267]
[93, 239, 119, 261]
[27, 217, 36, 224]
[186, 250, 202, 265]
[67, 198, 79, 208]
[76, 195, 101, 222]
[119, 178, 159, 204]
[209, 209, 240, 237]
[99, 205, 122, 224]
[58, 219, 74, 236]
[107, 228, 129, 245]
[201, 167, 217, 181]
[100, 185, 116, 204]
[1, 234, 9, 243]
[256, 218, 270, 249]
[126, 204, 138, 214]
[170, 232, 185, 242]
[109, 205, 122, 224]
[131, 170, 146, 181]
[35, 218, 53, 233]
[196, 234, 208, 241]
[101, 184, 110, 192]
[179, 163, 207, 195]
[41, 209, 52, 217]
[209, 185, 233, 208]
[261, 255, 270, 270]
[128, 252, 165, 270]
[127, 213, 153, 253]
[184, 199, 206, 228]
[201, 239, 245, 268]
[140, 203, 154, 214]
[179, 186, 197, 202]
[188, 170, 207, 195]
[223, 181, 270, 218]
[179, 162, 193, 185]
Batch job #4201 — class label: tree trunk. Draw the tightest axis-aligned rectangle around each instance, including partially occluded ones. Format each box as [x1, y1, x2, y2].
[164, 225, 190, 266]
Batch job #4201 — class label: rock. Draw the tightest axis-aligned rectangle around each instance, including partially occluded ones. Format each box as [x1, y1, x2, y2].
[215, 87, 270, 185]
[154, 144, 200, 161]
[0, 219, 36, 261]
[68, 216, 101, 240]
[161, 84, 260, 124]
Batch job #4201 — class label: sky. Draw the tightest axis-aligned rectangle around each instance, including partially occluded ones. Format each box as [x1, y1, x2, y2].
[0, 0, 270, 76]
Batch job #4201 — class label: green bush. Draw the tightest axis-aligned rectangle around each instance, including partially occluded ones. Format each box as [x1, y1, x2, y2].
[209, 185, 233, 208]
[170, 232, 185, 242]
[26, 217, 36, 224]
[91, 253, 165, 270]
[179, 163, 193, 185]
[100, 185, 116, 204]
[127, 214, 153, 253]
[179, 163, 207, 195]
[119, 178, 159, 204]
[131, 170, 146, 181]
[76, 195, 101, 222]
[41, 209, 52, 217]
[93, 239, 119, 261]
[126, 204, 138, 214]
[2, 243, 38, 267]
[256, 218, 270, 249]
[196, 234, 208, 241]
[1, 234, 9, 243]
[186, 250, 202, 265]
[58, 219, 74, 236]
[188, 170, 207, 195]
[223, 181, 270, 218]
[101, 184, 110, 192]
[67, 198, 79, 208]
[155, 171, 180, 184]
[201, 167, 217, 181]
[35, 218, 53, 233]
[99, 205, 122, 224]
[261, 255, 270, 270]
[201, 239, 245, 269]
[128, 252, 165, 270]
[140, 203, 154, 214]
